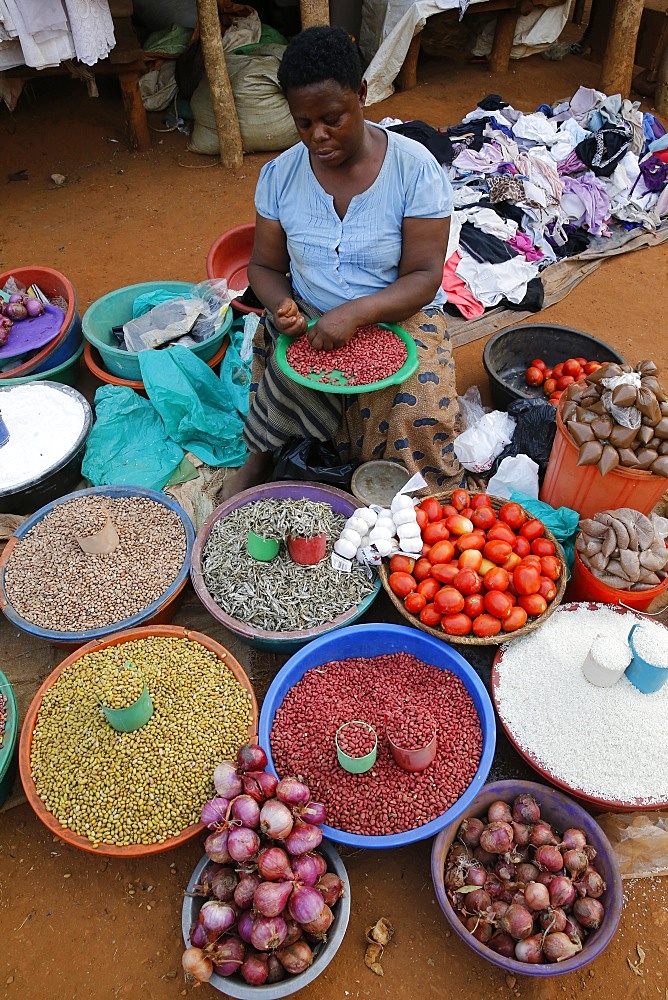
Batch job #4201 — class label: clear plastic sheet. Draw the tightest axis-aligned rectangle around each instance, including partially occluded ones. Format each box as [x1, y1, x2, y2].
[596, 812, 668, 878]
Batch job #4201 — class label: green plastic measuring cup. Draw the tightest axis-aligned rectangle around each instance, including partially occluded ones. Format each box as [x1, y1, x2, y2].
[98, 663, 154, 733]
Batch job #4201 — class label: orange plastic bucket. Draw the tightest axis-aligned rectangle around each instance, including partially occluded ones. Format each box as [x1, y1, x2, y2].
[540, 404, 668, 519]
[566, 550, 668, 612]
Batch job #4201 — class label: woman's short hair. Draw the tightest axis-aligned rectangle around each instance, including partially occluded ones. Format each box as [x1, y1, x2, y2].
[277, 26, 362, 94]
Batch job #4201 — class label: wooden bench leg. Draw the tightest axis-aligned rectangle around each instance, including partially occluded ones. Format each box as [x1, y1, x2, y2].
[396, 32, 422, 91]
[119, 70, 150, 152]
[488, 9, 519, 72]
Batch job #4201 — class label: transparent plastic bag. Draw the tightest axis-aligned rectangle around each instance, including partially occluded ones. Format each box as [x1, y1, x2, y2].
[457, 385, 489, 430]
[122, 279, 233, 352]
[596, 812, 668, 878]
[454, 410, 516, 473]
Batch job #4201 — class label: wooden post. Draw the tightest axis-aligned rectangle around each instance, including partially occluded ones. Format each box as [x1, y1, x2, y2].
[396, 32, 422, 91]
[196, 0, 243, 170]
[599, 0, 644, 98]
[299, 0, 330, 30]
[656, 42, 668, 116]
[118, 71, 150, 152]
[488, 8, 519, 73]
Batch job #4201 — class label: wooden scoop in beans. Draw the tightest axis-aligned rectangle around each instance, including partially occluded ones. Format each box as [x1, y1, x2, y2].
[576, 508, 668, 590]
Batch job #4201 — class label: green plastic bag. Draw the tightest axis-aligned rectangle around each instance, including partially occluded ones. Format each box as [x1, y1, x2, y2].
[510, 490, 580, 573]
[82, 386, 184, 490]
[139, 345, 248, 467]
[219, 317, 252, 418]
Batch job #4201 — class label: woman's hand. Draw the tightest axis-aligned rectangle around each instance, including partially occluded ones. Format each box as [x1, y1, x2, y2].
[274, 298, 307, 336]
[307, 306, 358, 352]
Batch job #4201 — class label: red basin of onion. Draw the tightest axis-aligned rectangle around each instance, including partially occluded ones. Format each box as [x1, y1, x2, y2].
[431, 780, 622, 978]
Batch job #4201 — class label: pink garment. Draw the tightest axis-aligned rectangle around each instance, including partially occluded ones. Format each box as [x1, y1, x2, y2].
[507, 232, 543, 262]
[442, 252, 485, 319]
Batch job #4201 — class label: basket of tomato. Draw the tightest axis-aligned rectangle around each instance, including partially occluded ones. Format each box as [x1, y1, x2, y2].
[378, 490, 567, 645]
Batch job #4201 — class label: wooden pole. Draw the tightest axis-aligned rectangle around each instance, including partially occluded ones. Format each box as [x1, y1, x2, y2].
[196, 0, 243, 170]
[656, 43, 668, 117]
[299, 0, 330, 30]
[488, 8, 519, 73]
[599, 0, 644, 98]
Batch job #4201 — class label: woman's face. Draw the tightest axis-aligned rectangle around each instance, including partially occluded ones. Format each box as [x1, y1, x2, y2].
[286, 80, 366, 167]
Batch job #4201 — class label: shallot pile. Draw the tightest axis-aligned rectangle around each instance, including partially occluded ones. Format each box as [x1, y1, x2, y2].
[445, 793, 606, 965]
[0, 292, 45, 346]
[182, 743, 345, 987]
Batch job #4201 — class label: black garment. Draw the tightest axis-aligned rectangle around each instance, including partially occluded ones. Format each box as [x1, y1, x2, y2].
[550, 231, 591, 258]
[477, 199, 526, 226]
[387, 120, 454, 165]
[458, 221, 518, 264]
[477, 93, 508, 111]
[575, 127, 632, 177]
[500, 277, 544, 312]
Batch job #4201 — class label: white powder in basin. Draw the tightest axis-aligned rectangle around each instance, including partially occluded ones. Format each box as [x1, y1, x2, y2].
[0, 385, 86, 491]
[589, 631, 632, 673]
[631, 620, 668, 668]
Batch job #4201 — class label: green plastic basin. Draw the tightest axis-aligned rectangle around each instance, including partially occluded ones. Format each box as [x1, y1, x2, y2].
[0, 341, 84, 386]
[0, 670, 18, 807]
[82, 281, 232, 381]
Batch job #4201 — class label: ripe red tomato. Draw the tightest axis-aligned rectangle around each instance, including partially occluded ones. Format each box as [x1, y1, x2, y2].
[445, 515, 474, 537]
[459, 507, 474, 520]
[441, 504, 458, 519]
[417, 578, 441, 601]
[427, 539, 455, 565]
[513, 564, 541, 596]
[483, 566, 510, 592]
[464, 593, 485, 618]
[458, 532, 485, 552]
[549, 393, 562, 406]
[458, 548, 483, 573]
[421, 542, 432, 557]
[498, 502, 527, 531]
[531, 358, 547, 372]
[538, 577, 557, 602]
[526, 366, 544, 386]
[556, 375, 575, 391]
[404, 592, 427, 614]
[389, 571, 417, 598]
[540, 555, 562, 581]
[472, 506, 496, 530]
[419, 497, 443, 523]
[543, 368, 553, 380]
[472, 614, 502, 637]
[441, 613, 473, 637]
[470, 494, 493, 509]
[575, 357, 588, 366]
[431, 563, 460, 585]
[484, 590, 514, 620]
[487, 523, 517, 546]
[453, 569, 482, 595]
[484, 539, 513, 565]
[451, 489, 471, 512]
[520, 554, 542, 569]
[518, 593, 548, 616]
[543, 378, 557, 397]
[415, 508, 428, 530]
[422, 521, 451, 545]
[520, 519, 545, 541]
[552, 363, 564, 380]
[502, 606, 528, 632]
[531, 537, 556, 557]
[562, 359, 582, 378]
[419, 604, 442, 627]
[584, 361, 601, 375]
[434, 586, 465, 615]
[413, 557, 433, 581]
[513, 535, 531, 558]
[389, 554, 416, 574]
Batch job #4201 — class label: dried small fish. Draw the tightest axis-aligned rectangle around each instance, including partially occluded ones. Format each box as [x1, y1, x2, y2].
[202, 499, 375, 632]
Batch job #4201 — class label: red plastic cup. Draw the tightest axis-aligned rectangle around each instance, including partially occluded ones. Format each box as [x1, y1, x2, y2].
[387, 726, 437, 773]
[287, 532, 327, 565]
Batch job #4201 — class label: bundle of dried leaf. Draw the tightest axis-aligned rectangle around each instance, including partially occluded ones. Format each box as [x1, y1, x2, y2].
[364, 917, 395, 976]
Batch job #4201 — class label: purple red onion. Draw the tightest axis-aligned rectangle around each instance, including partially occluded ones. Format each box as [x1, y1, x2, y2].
[458, 817, 484, 848]
[288, 885, 326, 925]
[213, 761, 243, 799]
[499, 903, 535, 941]
[479, 821, 514, 855]
[198, 900, 237, 942]
[234, 873, 261, 910]
[543, 931, 582, 962]
[231, 794, 261, 829]
[573, 896, 605, 929]
[574, 867, 606, 899]
[211, 868, 238, 902]
[237, 744, 269, 773]
[251, 915, 288, 951]
[285, 817, 323, 856]
[240, 950, 269, 985]
[523, 881, 550, 911]
[512, 793, 540, 825]
[253, 880, 292, 918]
[259, 799, 294, 840]
[549, 876, 576, 909]
[299, 801, 327, 826]
[290, 853, 319, 887]
[316, 873, 345, 907]
[209, 936, 246, 976]
[228, 826, 260, 863]
[204, 829, 231, 864]
[276, 777, 311, 807]
[189, 921, 208, 949]
[276, 941, 314, 975]
[535, 845, 564, 873]
[200, 796, 230, 829]
[487, 800, 513, 823]
[258, 846, 294, 882]
[515, 933, 544, 964]
[266, 954, 286, 983]
[237, 909, 256, 944]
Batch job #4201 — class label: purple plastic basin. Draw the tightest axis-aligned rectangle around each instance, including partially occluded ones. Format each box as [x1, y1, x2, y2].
[431, 779, 623, 978]
[190, 481, 382, 652]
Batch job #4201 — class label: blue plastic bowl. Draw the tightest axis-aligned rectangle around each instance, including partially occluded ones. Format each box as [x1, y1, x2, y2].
[82, 281, 232, 381]
[258, 623, 496, 848]
[0, 485, 195, 646]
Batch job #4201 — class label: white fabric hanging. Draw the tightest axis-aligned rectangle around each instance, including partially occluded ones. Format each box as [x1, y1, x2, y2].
[63, 0, 115, 66]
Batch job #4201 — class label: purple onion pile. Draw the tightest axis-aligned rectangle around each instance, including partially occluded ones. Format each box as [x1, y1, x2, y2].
[445, 793, 606, 966]
[0, 292, 45, 346]
[181, 742, 344, 987]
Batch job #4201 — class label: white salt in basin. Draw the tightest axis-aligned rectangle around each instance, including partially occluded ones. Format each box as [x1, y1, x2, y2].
[491, 603, 668, 808]
[630, 619, 668, 668]
[0, 384, 87, 492]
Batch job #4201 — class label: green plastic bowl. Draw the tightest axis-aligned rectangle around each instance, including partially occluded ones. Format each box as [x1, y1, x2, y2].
[0, 671, 18, 807]
[82, 281, 233, 381]
[0, 341, 83, 386]
[275, 321, 419, 394]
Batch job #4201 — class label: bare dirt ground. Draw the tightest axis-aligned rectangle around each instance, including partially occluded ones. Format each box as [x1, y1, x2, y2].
[1, 42, 668, 1000]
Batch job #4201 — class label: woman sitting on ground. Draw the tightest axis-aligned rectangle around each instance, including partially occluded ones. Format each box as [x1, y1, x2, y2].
[225, 25, 462, 498]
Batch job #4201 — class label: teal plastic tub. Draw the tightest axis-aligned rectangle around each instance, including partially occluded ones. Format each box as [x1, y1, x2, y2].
[0, 341, 83, 386]
[82, 281, 232, 381]
[0, 670, 18, 807]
